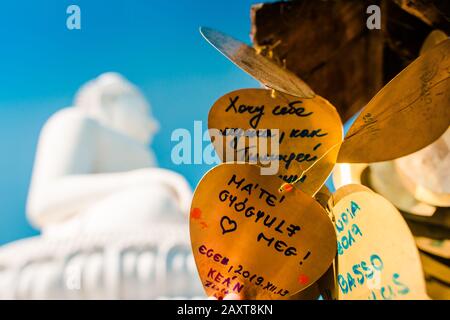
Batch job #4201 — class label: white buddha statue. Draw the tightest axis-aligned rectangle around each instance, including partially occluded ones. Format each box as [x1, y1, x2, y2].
[0, 73, 203, 299]
[27, 72, 192, 235]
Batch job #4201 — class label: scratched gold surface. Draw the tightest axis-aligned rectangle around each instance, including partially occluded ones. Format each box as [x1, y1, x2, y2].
[338, 39, 450, 163]
[335, 32, 449, 210]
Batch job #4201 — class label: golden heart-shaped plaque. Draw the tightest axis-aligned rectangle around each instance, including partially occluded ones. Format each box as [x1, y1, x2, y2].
[208, 88, 343, 196]
[324, 185, 428, 300]
[190, 163, 336, 299]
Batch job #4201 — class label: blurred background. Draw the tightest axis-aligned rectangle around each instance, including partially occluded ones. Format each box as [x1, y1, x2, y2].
[0, 0, 261, 245]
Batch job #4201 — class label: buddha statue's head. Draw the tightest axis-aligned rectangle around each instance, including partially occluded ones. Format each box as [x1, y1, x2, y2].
[74, 72, 159, 144]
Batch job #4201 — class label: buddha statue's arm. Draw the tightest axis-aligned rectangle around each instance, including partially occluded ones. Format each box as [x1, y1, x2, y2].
[28, 169, 192, 228]
[27, 109, 191, 228]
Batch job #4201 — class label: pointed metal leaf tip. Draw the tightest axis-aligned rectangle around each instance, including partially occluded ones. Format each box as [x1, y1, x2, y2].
[198, 26, 315, 99]
[199, 26, 206, 37]
[199, 26, 217, 47]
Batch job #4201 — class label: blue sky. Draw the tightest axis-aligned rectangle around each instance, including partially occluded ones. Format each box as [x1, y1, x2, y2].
[0, 0, 262, 245]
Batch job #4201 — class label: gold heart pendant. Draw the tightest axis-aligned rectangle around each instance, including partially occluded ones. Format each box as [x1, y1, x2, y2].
[190, 163, 337, 299]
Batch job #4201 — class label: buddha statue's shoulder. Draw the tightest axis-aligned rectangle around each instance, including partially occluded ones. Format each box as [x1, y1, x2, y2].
[41, 107, 100, 137]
